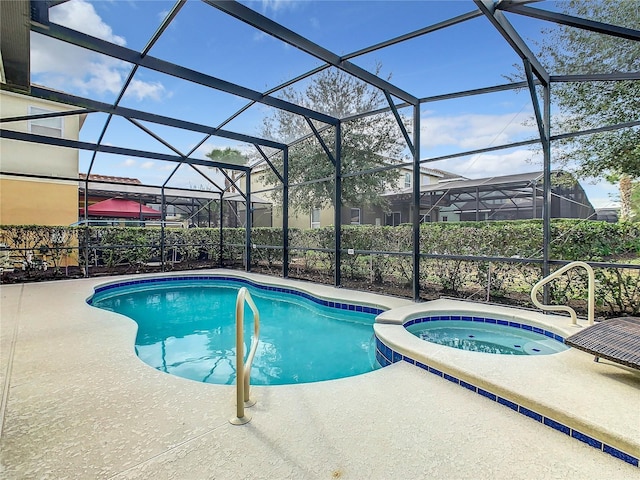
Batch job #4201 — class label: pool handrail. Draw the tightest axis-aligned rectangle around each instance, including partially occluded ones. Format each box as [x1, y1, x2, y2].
[530, 261, 595, 326]
[230, 286, 260, 425]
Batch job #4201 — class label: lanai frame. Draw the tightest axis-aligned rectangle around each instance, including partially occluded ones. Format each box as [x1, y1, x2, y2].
[1, 0, 639, 301]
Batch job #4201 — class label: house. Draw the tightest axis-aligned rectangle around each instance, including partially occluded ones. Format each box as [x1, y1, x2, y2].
[0, 89, 86, 225]
[247, 163, 448, 229]
[246, 166, 595, 228]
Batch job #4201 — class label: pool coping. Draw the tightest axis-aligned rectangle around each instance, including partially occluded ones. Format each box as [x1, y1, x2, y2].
[374, 299, 640, 467]
[88, 270, 411, 315]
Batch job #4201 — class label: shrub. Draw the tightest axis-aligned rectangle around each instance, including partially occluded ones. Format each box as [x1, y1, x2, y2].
[2, 220, 638, 316]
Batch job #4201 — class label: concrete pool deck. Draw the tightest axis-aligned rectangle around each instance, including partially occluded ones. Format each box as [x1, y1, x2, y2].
[1, 271, 639, 479]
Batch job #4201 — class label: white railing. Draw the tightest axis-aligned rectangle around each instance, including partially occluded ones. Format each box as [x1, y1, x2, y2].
[229, 287, 260, 425]
[530, 261, 595, 326]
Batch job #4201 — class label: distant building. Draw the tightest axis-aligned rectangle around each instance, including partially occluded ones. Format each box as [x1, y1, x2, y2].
[248, 163, 448, 229]
[377, 171, 595, 223]
[78, 173, 211, 225]
[246, 167, 595, 228]
[79, 173, 269, 227]
[595, 208, 619, 223]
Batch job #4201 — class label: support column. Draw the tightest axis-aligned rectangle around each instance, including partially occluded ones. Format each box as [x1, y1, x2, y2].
[219, 193, 224, 267]
[283, 147, 289, 278]
[532, 181, 537, 219]
[83, 177, 90, 277]
[245, 171, 251, 272]
[542, 84, 552, 304]
[412, 104, 421, 301]
[334, 122, 342, 287]
[161, 187, 166, 272]
[524, 58, 551, 304]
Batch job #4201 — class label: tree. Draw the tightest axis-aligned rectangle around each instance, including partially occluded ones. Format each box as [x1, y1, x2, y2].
[536, 0, 640, 220]
[206, 147, 247, 193]
[259, 67, 408, 215]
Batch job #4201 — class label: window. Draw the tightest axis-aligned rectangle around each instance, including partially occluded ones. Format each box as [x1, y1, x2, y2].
[404, 172, 411, 188]
[442, 216, 448, 222]
[350, 208, 361, 225]
[311, 208, 321, 229]
[29, 106, 63, 138]
[385, 212, 401, 226]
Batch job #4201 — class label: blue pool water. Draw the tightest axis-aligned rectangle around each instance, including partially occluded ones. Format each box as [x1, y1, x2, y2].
[405, 318, 568, 355]
[89, 278, 381, 385]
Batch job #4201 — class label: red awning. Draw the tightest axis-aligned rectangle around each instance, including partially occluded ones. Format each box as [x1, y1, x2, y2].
[79, 198, 161, 219]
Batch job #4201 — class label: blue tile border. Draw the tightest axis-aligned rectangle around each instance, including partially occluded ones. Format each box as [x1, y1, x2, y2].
[89, 274, 385, 315]
[374, 336, 639, 468]
[572, 430, 603, 450]
[544, 417, 570, 436]
[497, 396, 518, 411]
[603, 445, 640, 466]
[403, 314, 565, 343]
[519, 406, 543, 423]
[478, 388, 496, 402]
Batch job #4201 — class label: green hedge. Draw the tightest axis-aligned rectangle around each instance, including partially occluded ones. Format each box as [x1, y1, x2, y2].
[1, 220, 639, 315]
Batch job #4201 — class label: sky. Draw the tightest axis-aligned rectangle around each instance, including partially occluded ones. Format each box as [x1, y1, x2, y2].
[28, 0, 621, 208]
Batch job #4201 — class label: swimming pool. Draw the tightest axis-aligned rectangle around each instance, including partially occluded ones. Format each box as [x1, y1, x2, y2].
[89, 276, 385, 385]
[404, 317, 568, 355]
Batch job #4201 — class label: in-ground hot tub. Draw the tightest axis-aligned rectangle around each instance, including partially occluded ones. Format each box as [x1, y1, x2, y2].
[374, 299, 573, 367]
[404, 315, 568, 355]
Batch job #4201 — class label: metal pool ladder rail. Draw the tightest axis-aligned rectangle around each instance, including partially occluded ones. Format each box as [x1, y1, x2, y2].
[530, 261, 595, 326]
[230, 287, 260, 425]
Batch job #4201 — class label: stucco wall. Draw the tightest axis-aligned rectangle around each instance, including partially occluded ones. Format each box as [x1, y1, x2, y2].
[0, 177, 78, 226]
[0, 90, 82, 225]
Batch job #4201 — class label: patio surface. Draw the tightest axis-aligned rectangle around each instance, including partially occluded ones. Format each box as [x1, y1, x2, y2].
[1, 271, 639, 479]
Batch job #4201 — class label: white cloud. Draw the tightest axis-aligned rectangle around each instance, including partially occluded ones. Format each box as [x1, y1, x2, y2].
[421, 111, 537, 151]
[253, 31, 269, 42]
[419, 110, 543, 179]
[259, 0, 299, 14]
[50, 0, 126, 44]
[141, 161, 155, 169]
[452, 150, 541, 178]
[31, 0, 167, 101]
[125, 80, 168, 102]
[121, 158, 137, 167]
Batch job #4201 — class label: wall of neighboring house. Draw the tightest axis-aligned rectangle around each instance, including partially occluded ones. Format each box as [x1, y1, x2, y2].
[244, 168, 335, 229]
[0, 90, 83, 226]
[272, 204, 334, 229]
[246, 164, 443, 229]
[351, 168, 443, 226]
